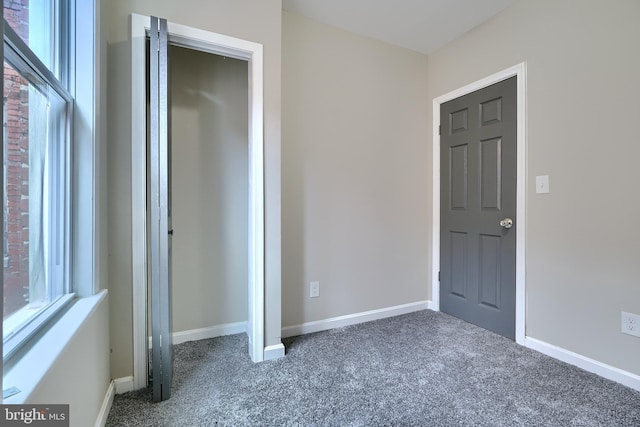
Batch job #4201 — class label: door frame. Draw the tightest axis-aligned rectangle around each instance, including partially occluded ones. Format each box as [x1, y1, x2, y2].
[130, 14, 266, 390]
[431, 63, 527, 345]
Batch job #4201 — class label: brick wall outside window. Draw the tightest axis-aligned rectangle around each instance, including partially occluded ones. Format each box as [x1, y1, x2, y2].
[3, 0, 31, 318]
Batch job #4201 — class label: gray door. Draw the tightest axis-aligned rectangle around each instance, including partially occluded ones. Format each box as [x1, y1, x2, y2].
[149, 16, 173, 402]
[440, 77, 517, 339]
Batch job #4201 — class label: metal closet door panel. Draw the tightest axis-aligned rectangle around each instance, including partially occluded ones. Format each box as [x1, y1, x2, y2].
[150, 15, 173, 402]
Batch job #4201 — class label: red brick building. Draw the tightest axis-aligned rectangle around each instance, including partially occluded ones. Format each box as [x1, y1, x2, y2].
[3, 0, 30, 318]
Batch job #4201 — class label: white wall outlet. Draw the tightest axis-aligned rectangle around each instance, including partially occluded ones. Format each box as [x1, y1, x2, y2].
[310, 281, 320, 298]
[621, 311, 640, 337]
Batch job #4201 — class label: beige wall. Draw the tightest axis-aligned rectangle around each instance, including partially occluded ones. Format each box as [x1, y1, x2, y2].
[107, 0, 282, 379]
[106, 38, 133, 379]
[103, 0, 640, 385]
[170, 46, 248, 332]
[427, 0, 640, 375]
[281, 12, 430, 327]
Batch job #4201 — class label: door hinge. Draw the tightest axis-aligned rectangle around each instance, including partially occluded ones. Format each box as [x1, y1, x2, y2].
[439, 125, 441, 135]
[438, 271, 441, 282]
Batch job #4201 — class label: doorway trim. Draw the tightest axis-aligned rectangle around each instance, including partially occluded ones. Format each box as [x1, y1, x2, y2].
[130, 14, 266, 390]
[431, 63, 527, 345]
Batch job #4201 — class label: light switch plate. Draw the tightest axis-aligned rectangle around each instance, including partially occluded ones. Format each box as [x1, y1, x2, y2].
[536, 175, 550, 194]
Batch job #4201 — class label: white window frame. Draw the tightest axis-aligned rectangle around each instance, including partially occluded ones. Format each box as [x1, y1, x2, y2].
[1, 0, 100, 377]
[2, 4, 73, 361]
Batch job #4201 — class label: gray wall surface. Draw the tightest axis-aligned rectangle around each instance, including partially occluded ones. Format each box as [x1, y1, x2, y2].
[282, 12, 430, 327]
[427, 0, 640, 375]
[170, 45, 249, 332]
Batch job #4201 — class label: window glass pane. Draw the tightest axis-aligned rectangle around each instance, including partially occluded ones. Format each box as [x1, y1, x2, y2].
[3, 0, 59, 76]
[3, 58, 67, 342]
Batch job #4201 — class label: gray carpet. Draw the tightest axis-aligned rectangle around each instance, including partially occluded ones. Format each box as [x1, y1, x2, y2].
[106, 310, 640, 426]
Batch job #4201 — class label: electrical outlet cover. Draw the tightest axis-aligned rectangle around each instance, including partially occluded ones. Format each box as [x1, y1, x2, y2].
[621, 311, 640, 338]
[310, 281, 320, 298]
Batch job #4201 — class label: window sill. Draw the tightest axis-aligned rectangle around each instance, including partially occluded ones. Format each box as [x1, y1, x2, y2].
[2, 290, 108, 404]
[3, 294, 76, 360]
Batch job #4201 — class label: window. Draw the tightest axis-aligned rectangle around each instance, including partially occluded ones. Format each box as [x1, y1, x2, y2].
[2, 0, 73, 360]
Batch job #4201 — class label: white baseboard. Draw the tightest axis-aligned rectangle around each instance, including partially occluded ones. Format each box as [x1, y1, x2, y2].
[281, 300, 431, 338]
[172, 321, 247, 345]
[147, 322, 248, 348]
[113, 376, 134, 395]
[264, 343, 285, 361]
[95, 381, 115, 427]
[524, 337, 640, 392]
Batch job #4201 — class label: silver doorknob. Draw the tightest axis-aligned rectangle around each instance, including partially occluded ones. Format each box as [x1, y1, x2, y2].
[499, 218, 513, 229]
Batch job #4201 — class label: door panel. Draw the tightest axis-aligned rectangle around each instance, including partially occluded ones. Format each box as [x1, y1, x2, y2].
[149, 16, 173, 402]
[480, 137, 501, 210]
[440, 77, 517, 339]
[450, 144, 468, 210]
[449, 231, 468, 298]
[478, 233, 501, 309]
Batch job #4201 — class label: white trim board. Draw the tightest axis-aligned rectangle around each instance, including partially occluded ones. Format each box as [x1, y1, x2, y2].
[144, 321, 282, 361]
[281, 301, 430, 338]
[173, 321, 247, 345]
[130, 14, 268, 390]
[113, 376, 135, 395]
[95, 381, 115, 427]
[264, 343, 285, 361]
[147, 322, 247, 347]
[524, 337, 640, 392]
[431, 63, 527, 345]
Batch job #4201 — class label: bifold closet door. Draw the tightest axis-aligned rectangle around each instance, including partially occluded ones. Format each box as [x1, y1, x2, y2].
[149, 15, 173, 403]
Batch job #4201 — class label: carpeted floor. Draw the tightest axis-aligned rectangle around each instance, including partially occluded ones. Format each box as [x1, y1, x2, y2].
[106, 310, 640, 426]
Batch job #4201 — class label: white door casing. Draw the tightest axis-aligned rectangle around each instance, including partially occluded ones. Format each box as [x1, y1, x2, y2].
[431, 63, 527, 345]
[130, 14, 266, 390]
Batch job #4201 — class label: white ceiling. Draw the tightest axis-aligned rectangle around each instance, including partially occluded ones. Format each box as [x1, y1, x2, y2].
[282, 0, 520, 55]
